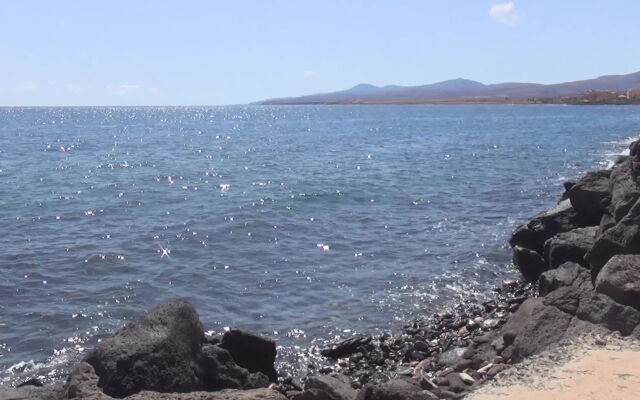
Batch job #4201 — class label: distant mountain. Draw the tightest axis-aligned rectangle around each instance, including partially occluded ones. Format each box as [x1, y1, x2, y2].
[257, 71, 640, 104]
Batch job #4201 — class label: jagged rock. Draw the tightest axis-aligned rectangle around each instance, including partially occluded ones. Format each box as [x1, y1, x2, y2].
[595, 255, 640, 311]
[609, 156, 640, 221]
[501, 298, 572, 361]
[303, 375, 357, 400]
[538, 262, 592, 296]
[84, 299, 206, 397]
[542, 286, 581, 315]
[220, 330, 278, 382]
[445, 374, 465, 393]
[512, 246, 547, 282]
[509, 199, 588, 254]
[585, 198, 640, 279]
[356, 379, 436, 400]
[568, 169, 611, 224]
[320, 336, 371, 359]
[200, 345, 269, 391]
[543, 226, 597, 269]
[576, 292, 640, 335]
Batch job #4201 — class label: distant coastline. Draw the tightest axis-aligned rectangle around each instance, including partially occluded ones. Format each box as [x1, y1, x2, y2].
[257, 70, 640, 105]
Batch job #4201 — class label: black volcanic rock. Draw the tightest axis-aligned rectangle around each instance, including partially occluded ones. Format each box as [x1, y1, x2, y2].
[509, 199, 588, 254]
[567, 169, 611, 224]
[609, 156, 640, 221]
[512, 245, 547, 282]
[595, 254, 640, 311]
[543, 226, 597, 269]
[586, 198, 640, 279]
[320, 336, 372, 359]
[538, 262, 592, 296]
[220, 330, 278, 382]
[200, 345, 269, 391]
[84, 298, 206, 397]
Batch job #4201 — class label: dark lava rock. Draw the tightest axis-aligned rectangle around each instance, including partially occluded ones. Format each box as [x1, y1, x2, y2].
[539, 262, 593, 296]
[84, 298, 206, 397]
[609, 156, 640, 222]
[200, 345, 269, 391]
[500, 298, 572, 361]
[0, 385, 63, 400]
[512, 246, 547, 282]
[585, 198, 640, 279]
[320, 336, 372, 359]
[542, 286, 581, 315]
[509, 199, 588, 254]
[568, 169, 611, 224]
[220, 329, 278, 382]
[356, 379, 436, 400]
[445, 373, 465, 393]
[304, 375, 357, 400]
[543, 226, 597, 269]
[598, 212, 616, 236]
[595, 254, 640, 311]
[576, 292, 640, 336]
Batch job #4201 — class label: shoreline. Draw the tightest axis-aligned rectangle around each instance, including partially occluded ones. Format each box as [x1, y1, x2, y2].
[5, 140, 640, 399]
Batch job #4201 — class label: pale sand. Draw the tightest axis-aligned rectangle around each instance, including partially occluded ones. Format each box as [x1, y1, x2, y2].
[468, 335, 640, 400]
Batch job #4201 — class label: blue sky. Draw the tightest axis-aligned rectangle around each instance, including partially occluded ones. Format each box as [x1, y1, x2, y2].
[1, 1, 639, 106]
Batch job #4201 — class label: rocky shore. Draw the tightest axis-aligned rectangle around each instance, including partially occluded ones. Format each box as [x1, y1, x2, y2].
[5, 140, 640, 400]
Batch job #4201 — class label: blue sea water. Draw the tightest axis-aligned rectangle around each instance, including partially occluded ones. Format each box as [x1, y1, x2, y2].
[1, 105, 639, 385]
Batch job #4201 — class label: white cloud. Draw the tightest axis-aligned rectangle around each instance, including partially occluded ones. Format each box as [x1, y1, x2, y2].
[489, 2, 520, 26]
[303, 70, 314, 76]
[117, 84, 140, 95]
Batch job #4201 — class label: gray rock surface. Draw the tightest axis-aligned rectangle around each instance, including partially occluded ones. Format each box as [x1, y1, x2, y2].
[543, 226, 597, 269]
[512, 246, 547, 282]
[595, 254, 640, 311]
[303, 375, 357, 400]
[568, 169, 611, 224]
[609, 156, 640, 221]
[538, 262, 592, 296]
[84, 298, 205, 397]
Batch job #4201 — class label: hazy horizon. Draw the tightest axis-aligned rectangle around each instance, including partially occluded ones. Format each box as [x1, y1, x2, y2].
[2, 1, 640, 106]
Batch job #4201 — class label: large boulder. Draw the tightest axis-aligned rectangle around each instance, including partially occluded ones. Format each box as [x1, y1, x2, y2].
[585, 198, 640, 279]
[595, 254, 640, 311]
[509, 199, 589, 254]
[303, 375, 357, 400]
[220, 330, 278, 382]
[609, 156, 640, 221]
[568, 169, 611, 224]
[320, 336, 371, 359]
[539, 262, 592, 296]
[200, 345, 269, 391]
[84, 299, 206, 397]
[500, 298, 572, 361]
[355, 379, 436, 400]
[512, 246, 546, 282]
[575, 292, 640, 335]
[543, 226, 597, 269]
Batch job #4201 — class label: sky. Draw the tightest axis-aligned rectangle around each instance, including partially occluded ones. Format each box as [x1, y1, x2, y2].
[1, 0, 640, 106]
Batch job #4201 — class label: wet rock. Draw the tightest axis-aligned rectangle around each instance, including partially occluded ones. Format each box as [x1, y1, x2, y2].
[84, 298, 206, 397]
[509, 199, 588, 254]
[568, 169, 611, 224]
[543, 226, 597, 269]
[220, 329, 278, 382]
[500, 298, 572, 361]
[585, 198, 640, 279]
[200, 345, 269, 391]
[320, 336, 372, 359]
[595, 254, 640, 311]
[304, 375, 357, 400]
[609, 156, 640, 221]
[512, 246, 547, 282]
[538, 262, 592, 296]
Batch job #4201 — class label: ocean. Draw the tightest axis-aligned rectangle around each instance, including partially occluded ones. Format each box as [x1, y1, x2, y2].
[1, 104, 639, 385]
